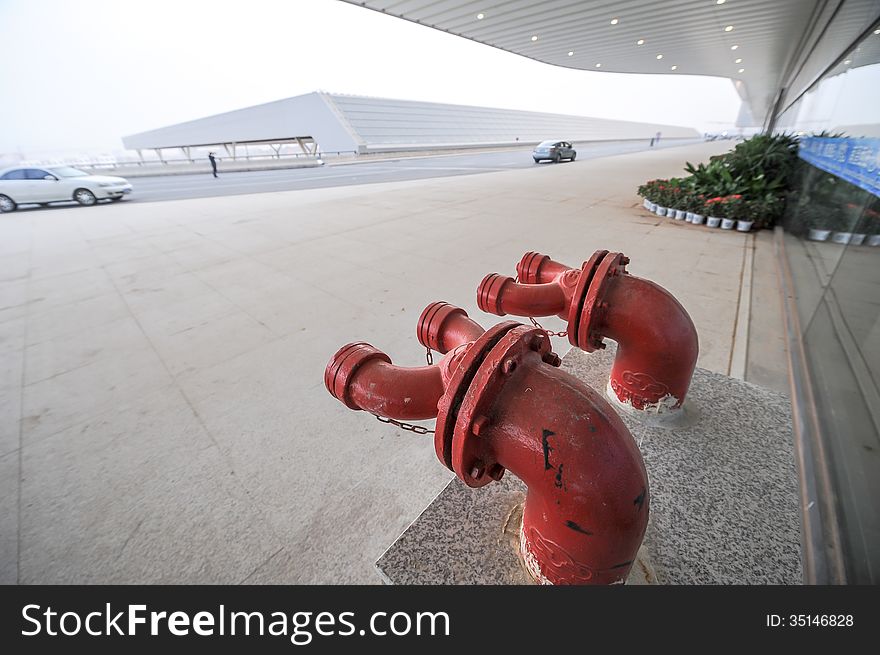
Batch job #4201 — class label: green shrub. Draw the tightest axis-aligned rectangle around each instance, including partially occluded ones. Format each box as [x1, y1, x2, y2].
[637, 133, 802, 230]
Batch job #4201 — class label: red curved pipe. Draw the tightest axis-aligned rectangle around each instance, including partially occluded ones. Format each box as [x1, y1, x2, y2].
[324, 342, 445, 420]
[417, 301, 484, 353]
[487, 358, 648, 584]
[600, 274, 698, 411]
[478, 251, 698, 410]
[324, 305, 650, 585]
[478, 273, 569, 318]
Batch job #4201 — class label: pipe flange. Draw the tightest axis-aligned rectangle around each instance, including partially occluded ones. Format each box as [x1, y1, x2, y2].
[324, 342, 391, 411]
[565, 249, 608, 348]
[516, 251, 550, 285]
[577, 252, 629, 352]
[417, 301, 466, 352]
[451, 325, 557, 488]
[435, 321, 520, 473]
[477, 273, 512, 316]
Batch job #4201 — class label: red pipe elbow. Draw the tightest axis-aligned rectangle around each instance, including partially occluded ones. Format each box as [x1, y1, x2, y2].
[417, 301, 484, 353]
[325, 342, 445, 420]
[599, 274, 699, 412]
[487, 360, 649, 584]
[479, 251, 699, 411]
[478, 273, 570, 318]
[433, 323, 649, 584]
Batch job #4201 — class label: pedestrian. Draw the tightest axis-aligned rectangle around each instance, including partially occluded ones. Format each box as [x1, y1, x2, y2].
[208, 151, 218, 178]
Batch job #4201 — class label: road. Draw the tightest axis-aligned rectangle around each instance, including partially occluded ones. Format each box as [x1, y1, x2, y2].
[123, 138, 700, 203]
[6, 138, 701, 212]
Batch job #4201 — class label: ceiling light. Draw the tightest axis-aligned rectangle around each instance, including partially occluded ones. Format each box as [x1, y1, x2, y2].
[656, 54, 663, 59]
[568, 51, 574, 56]
[874, 29, 880, 34]
[531, 35, 538, 41]
[636, 39, 645, 45]
[724, 25, 734, 32]
[595, 63, 602, 68]
[610, 18, 619, 25]
[844, 59, 852, 65]
[738, 68, 745, 73]
[671, 65, 678, 70]
[716, 0, 726, 4]
[735, 58, 742, 63]
[731, 44, 739, 50]
[476, 13, 484, 20]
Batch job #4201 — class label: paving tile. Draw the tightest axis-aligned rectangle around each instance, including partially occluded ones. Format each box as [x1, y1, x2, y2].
[21, 346, 173, 444]
[0, 450, 18, 583]
[18, 387, 281, 584]
[26, 292, 132, 346]
[148, 310, 278, 377]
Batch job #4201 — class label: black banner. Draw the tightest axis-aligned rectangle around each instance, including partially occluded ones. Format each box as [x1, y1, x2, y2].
[1, 585, 874, 652]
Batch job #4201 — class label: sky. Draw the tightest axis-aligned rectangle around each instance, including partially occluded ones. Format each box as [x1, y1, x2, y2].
[0, 0, 743, 157]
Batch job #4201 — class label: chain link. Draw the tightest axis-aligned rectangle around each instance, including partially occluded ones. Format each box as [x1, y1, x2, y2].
[528, 316, 568, 338]
[374, 414, 435, 434]
[516, 274, 566, 337]
[425, 345, 433, 366]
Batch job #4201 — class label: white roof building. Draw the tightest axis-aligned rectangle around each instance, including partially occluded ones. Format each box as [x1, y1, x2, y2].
[122, 92, 699, 157]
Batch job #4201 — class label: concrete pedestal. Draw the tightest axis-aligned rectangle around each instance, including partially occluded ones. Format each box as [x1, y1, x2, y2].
[376, 346, 802, 584]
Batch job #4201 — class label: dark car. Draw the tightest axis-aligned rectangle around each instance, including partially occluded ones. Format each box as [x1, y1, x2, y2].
[533, 140, 577, 163]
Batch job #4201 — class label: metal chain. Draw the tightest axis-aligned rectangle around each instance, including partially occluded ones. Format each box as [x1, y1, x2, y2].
[425, 345, 433, 366]
[515, 273, 566, 337]
[374, 414, 435, 434]
[528, 316, 567, 338]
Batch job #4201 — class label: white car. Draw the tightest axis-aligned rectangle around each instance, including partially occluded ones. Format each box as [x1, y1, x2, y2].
[0, 166, 132, 212]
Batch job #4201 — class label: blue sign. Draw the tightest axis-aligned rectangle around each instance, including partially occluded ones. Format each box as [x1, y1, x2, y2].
[799, 136, 880, 198]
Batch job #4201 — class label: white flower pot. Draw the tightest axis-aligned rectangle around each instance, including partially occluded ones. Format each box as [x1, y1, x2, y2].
[832, 232, 853, 244]
[736, 220, 754, 232]
[706, 216, 721, 228]
[691, 213, 705, 225]
[686, 212, 695, 222]
[851, 233, 866, 246]
[867, 235, 880, 247]
[664, 207, 675, 217]
[675, 209, 687, 220]
[808, 229, 831, 242]
[721, 218, 736, 230]
[643, 198, 651, 210]
[655, 206, 666, 216]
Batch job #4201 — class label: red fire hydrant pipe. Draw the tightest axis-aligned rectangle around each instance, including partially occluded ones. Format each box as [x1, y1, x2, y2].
[324, 302, 650, 584]
[476, 250, 698, 411]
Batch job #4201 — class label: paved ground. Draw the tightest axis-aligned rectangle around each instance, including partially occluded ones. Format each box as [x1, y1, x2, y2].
[0, 140, 785, 583]
[12, 139, 700, 207]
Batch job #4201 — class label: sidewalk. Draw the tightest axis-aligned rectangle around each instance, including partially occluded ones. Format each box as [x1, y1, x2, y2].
[0, 140, 785, 584]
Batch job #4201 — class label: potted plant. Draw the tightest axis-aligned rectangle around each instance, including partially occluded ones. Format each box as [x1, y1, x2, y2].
[668, 179, 688, 219]
[726, 195, 754, 232]
[830, 204, 857, 244]
[652, 180, 668, 215]
[638, 181, 656, 210]
[687, 193, 706, 225]
[800, 206, 832, 241]
[704, 197, 725, 228]
[844, 203, 867, 245]
[865, 208, 880, 246]
[719, 196, 737, 230]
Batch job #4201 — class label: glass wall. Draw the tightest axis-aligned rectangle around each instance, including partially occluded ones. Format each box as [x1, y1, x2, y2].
[776, 24, 880, 583]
